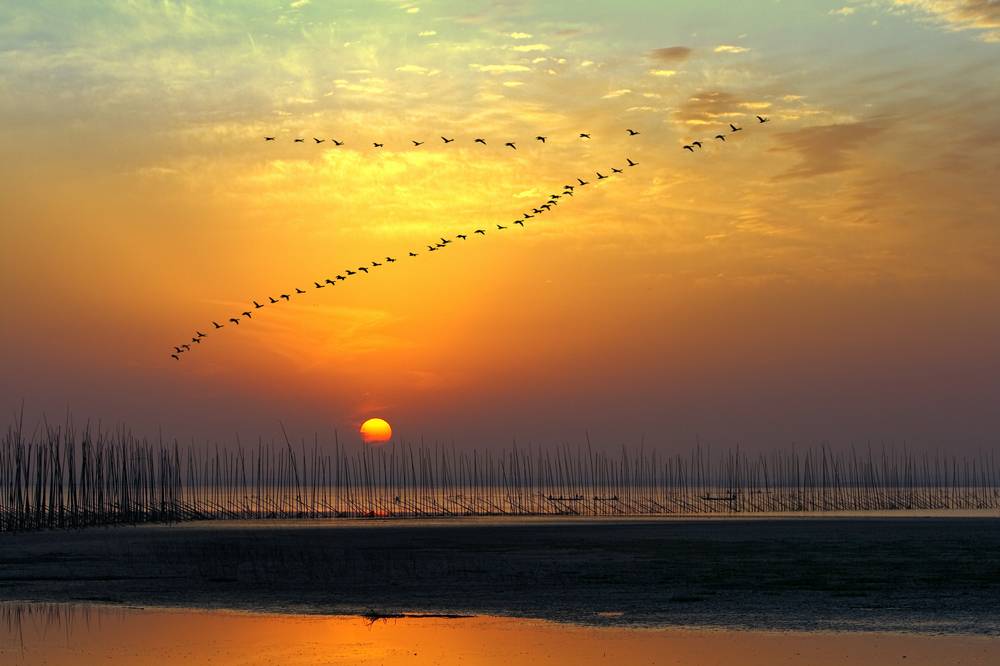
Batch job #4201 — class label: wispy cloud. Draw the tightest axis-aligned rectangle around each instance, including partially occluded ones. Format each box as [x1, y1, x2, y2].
[773, 120, 891, 179]
[892, 0, 1000, 42]
[470, 63, 531, 74]
[714, 44, 750, 54]
[830, 6, 857, 16]
[510, 43, 550, 52]
[649, 69, 677, 77]
[648, 46, 693, 62]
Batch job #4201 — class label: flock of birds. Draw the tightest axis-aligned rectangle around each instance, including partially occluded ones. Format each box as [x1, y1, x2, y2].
[263, 128, 646, 149]
[170, 117, 771, 360]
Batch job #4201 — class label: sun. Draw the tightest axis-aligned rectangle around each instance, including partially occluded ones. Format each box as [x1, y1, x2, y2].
[360, 417, 392, 444]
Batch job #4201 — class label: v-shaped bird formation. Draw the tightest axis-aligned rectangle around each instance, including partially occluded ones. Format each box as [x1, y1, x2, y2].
[171, 119, 771, 361]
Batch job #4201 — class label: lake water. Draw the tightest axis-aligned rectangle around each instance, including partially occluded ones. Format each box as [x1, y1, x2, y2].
[2, 603, 999, 666]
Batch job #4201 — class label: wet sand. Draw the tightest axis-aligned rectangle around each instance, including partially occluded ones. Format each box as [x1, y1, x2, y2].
[2, 603, 998, 666]
[1, 517, 998, 633]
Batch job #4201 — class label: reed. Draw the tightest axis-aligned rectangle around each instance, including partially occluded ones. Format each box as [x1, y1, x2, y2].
[2, 417, 998, 532]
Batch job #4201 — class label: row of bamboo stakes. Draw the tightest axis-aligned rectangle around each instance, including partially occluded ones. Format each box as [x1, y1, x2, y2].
[2, 419, 998, 532]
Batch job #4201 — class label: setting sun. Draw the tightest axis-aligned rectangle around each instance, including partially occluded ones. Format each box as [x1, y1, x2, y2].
[360, 417, 392, 444]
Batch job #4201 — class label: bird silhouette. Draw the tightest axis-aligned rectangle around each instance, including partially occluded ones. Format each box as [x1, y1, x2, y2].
[456, 234, 467, 240]
[536, 136, 547, 143]
[412, 140, 424, 147]
[729, 123, 742, 133]
[564, 185, 574, 191]
[174, 346, 183, 354]
[409, 251, 418, 256]
[191, 337, 201, 344]
[242, 311, 252, 318]
[563, 190, 573, 196]
[372, 261, 381, 267]
[505, 142, 516, 150]
[540, 204, 551, 211]
[333, 139, 344, 145]
[440, 238, 452, 244]
[523, 213, 534, 219]
[294, 138, 304, 143]
[336, 275, 345, 281]
[373, 142, 384, 148]
[441, 136, 454, 143]
[346, 269, 356, 276]
[428, 246, 438, 251]
[295, 287, 306, 294]
[213, 321, 224, 329]
[715, 134, 726, 141]
[171, 354, 180, 360]
[626, 158, 637, 167]
[253, 300, 264, 309]
[692, 141, 702, 148]
[435, 242, 446, 248]
[497, 224, 507, 230]
[314, 138, 324, 144]
[474, 138, 486, 145]
[280, 294, 290, 301]
[229, 318, 240, 325]
[386, 256, 397, 262]
[314, 281, 325, 288]
[196, 331, 207, 337]
[578, 177, 588, 186]
[611, 167, 623, 173]
[325, 278, 336, 285]
[514, 220, 524, 226]
[358, 267, 369, 273]
[757, 115, 769, 123]
[550, 193, 561, 199]
[265, 137, 275, 141]
[580, 133, 591, 139]
[181, 344, 191, 351]
[532, 208, 542, 214]
[269, 296, 279, 304]
[474, 229, 486, 235]
[683, 145, 694, 152]
[626, 129, 639, 136]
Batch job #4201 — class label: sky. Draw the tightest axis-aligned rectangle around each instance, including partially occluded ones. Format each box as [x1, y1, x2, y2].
[1, 0, 998, 451]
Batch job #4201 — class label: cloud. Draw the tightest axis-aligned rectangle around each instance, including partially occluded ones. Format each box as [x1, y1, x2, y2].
[649, 69, 677, 77]
[510, 32, 532, 39]
[674, 90, 744, 125]
[289, 0, 310, 7]
[830, 6, 857, 16]
[648, 46, 693, 62]
[580, 60, 595, 67]
[774, 120, 891, 179]
[602, 89, 632, 99]
[714, 44, 750, 53]
[510, 43, 550, 52]
[892, 0, 1000, 42]
[395, 64, 439, 75]
[470, 64, 531, 74]
[418, 30, 436, 37]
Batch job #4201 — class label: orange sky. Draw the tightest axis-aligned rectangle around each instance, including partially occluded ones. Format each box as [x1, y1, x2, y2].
[1, 1, 999, 449]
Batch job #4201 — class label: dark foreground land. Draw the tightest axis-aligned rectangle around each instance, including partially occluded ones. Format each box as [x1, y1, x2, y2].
[1, 517, 998, 634]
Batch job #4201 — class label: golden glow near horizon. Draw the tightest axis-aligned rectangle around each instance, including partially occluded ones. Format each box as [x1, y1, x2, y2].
[1, 1, 999, 446]
[360, 417, 393, 444]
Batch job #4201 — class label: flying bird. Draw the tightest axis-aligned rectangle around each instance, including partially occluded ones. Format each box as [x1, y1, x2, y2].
[229, 318, 240, 325]
[428, 246, 438, 251]
[242, 311, 252, 318]
[280, 294, 290, 301]
[213, 321, 224, 329]
[611, 167, 623, 173]
[325, 278, 336, 285]
[579, 133, 590, 139]
[253, 300, 264, 309]
[313, 138, 324, 144]
[626, 158, 637, 167]
[196, 331, 207, 337]
[191, 337, 201, 344]
[440, 238, 452, 244]
[333, 139, 344, 145]
[409, 251, 419, 256]
[441, 136, 454, 143]
[181, 344, 191, 351]
[386, 256, 397, 262]
[564, 185, 574, 191]
[372, 261, 381, 267]
[336, 275, 345, 281]
[683, 145, 694, 152]
[523, 213, 534, 219]
[174, 346, 183, 354]
[346, 269, 356, 276]
[171, 354, 180, 360]
[373, 142, 384, 148]
[294, 138, 304, 143]
[514, 220, 524, 226]
[729, 123, 742, 133]
[692, 141, 703, 148]
[757, 115, 769, 123]
[577, 177, 588, 186]
[715, 134, 726, 141]
[474, 229, 486, 235]
[358, 267, 369, 273]
[295, 287, 306, 294]
[474, 138, 486, 145]
[536, 136, 546, 143]
[314, 281, 325, 289]
[269, 296, 279, 304]
[264, 137, 275, 141]
[456, 234, 467, 240]
[505, 142, 516, 150]
[497, 224, 506, 230]
[412, 140, 424, 147]
[626, 129, 639, 136]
